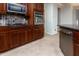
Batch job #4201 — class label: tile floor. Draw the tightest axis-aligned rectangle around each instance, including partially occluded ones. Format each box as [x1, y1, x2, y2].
[0, 33, 64, 56]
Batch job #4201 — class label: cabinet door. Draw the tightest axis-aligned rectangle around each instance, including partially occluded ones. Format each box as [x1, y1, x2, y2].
[8, 30, 20, 48]
[39, 25, 44, 38]
[33, 25, 44, 40]
[0, 3, 6, 14]
[19, 30, 26, 44]
[34, 28, 41, 40]
[0, 33, 9, 52]
[73, 32, 79, 56]
[73, 32, 79, 44]
[34, 3, 44, 12]
[25, 30, 31, 42]
[8, 30, 28, 48]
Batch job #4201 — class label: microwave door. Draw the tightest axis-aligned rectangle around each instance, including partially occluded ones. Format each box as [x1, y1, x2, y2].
[7, 3, 26, 14]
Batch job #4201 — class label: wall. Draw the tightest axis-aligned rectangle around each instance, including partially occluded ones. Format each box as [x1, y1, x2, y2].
[44, 3, 74, 35]
[44, 3, 58, 35]
[59, 4, 73, 25]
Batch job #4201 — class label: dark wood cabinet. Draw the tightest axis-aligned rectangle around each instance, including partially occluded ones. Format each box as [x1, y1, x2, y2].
[0, 32, 9, 52]
[33, 25, 44, 40]
[28, 29, 33, 42]
[73, 32, 79, 56]
[74, 44, 79, 56]
[34, 3, 44, 12]
[8, 30, 21, 48]
[0, 3, 44, 52]
[0, 27, 30, 52]
[8, 28, 29, 48]
[18, 29, 26, 45]
[0, 3, 6, 14]
[27, 3, 44, 41]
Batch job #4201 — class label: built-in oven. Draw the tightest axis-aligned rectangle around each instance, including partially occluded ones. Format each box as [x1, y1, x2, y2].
[7, 3, 26, 14]
[34, 11, 43, 25]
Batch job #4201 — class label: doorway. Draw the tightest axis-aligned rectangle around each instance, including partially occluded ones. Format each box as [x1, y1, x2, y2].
[58, 8, 61, 25]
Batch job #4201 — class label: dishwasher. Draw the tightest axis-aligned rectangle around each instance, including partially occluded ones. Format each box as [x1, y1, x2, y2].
[59, 28, 73, 56]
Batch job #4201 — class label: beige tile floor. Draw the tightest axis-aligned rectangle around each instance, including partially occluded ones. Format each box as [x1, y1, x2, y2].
[0, 33, 64, 56]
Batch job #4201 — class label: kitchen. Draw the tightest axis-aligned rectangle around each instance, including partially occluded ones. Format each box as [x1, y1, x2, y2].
[1, 3, 79, 56]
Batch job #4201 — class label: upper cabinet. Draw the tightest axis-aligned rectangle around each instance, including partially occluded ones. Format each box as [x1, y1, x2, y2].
[0, 3, 6, 14]
[34, 3, 44, 12]
[0, 3, 44, 15]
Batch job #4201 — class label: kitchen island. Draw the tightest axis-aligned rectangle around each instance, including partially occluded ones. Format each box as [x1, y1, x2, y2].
[59, 25, 79, 56]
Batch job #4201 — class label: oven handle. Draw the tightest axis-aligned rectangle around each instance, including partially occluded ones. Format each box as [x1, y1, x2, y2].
[60, 30, 73, 36]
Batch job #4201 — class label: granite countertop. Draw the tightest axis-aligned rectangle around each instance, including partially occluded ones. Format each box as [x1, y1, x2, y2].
[58, 24, 79, 31]
[0, 24, 29, 30]
[0, 24, 28, 27]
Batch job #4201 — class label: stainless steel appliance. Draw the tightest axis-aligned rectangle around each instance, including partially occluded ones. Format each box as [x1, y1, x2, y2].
[7, 3, 26, 14]
[60, 28, 73, 56]
[34, 11, 43, 25]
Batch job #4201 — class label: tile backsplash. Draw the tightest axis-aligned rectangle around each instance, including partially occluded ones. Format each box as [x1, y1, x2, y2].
[0, 15, 27, 26]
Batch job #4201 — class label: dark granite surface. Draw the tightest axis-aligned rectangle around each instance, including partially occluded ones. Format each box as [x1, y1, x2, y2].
[58, 24, 79, 31]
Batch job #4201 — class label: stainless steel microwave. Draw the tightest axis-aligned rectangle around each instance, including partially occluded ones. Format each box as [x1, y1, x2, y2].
[34, 12, 44, 25]
[7, 3, 26, 14]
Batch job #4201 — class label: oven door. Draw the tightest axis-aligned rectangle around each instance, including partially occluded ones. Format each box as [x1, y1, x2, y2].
[34, 13, 43, 25]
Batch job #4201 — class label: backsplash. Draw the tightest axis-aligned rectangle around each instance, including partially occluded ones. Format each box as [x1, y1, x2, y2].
[0, 15, 28, 26]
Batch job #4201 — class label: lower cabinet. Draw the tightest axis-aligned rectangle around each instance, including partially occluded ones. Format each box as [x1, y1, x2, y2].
[73, 32, 79, 56]
[0, 29, 29, 52]
[74, 44, 79, 56]
[18, 30, 26, 45]
[0, 26, 44, 52]
[28, 29, 33, 42]
[8, 29, 28, 48]
[34, 29, 42, 40]
[8, 30, 21, 48]
[0, 33, 9, 52]
[33, 25, 44, 40]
